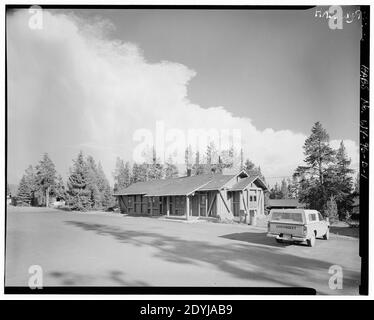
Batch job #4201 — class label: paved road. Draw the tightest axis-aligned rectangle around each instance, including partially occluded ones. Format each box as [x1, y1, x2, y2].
[6, 207, 360, 294]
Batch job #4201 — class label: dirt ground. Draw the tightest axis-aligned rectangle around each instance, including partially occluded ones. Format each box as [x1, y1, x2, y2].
[5, 206, 361, 295]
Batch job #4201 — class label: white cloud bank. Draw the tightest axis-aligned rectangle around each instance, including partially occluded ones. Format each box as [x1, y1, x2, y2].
[7, 10, 359, 184]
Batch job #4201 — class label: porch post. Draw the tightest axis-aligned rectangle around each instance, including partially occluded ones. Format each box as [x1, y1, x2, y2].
[166, 196, 170, 216]
[186, 195, 190, 220]
[150, 197, 153, 216]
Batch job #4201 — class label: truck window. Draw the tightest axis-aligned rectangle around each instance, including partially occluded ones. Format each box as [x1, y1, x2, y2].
[271, 211, 303, 223]
[309, 213, 317, 221]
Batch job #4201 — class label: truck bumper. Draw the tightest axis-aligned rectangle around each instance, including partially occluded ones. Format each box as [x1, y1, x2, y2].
[267, 233, 307, 242]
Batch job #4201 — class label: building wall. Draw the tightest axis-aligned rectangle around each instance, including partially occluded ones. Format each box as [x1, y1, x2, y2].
[117, 187, 265, 222]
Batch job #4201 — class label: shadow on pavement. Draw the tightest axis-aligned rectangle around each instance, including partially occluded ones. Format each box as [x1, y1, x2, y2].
[65, 220, 360, 293]
[49, 270, 148, 286]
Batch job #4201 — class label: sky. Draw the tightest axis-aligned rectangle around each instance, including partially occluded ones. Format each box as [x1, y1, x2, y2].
[7, 7, 361, 186]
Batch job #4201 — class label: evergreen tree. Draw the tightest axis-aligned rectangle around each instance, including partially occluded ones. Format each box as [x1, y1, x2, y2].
[243, 159, 255, 173]
[192, 151, 205, 175]
[164, 156, 179, 179]
[324, 195, 338, 223]
[184, 145, 193, 174]
[288, 175, 299, 199]
[66, 151, 92, 211]
[35, 153, 57, 207]
[97, 162, 115, 209]
[86, 155, 101, 209]
[331, 141, 354, 219]
[131, 162, 142, 183]
[294, 122, 335, 212]
[269, 182, 283, 199]
[113, 158, 131, 191]
[354, 172, 359, 194]
[280, 178, 288, 199]
[52, 175, 66, 201]
[148, 148, 164, 180]
[17, 166, 36, 206]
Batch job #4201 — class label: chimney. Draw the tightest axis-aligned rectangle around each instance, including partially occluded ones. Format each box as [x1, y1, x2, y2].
[187, 168, 191, 176]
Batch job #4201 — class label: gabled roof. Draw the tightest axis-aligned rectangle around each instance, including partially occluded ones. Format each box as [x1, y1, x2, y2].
[230, 175, 268, 191]
[114, 179, 172, 196]
[144, 174, 213, 196]
[198, 175, 236, 191]
[114, 173, 236, 197]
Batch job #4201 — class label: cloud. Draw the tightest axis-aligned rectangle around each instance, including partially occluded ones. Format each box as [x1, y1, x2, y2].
[7, 10, 359, 184]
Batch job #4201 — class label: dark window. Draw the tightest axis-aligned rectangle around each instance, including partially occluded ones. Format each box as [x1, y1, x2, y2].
[309, 213, 317, 221]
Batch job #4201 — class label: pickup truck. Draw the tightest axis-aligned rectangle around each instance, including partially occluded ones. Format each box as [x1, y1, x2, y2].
[267, 209, 330, 247]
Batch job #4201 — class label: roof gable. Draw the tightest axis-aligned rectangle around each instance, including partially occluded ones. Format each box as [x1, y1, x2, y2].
[230, 175, 268, 191]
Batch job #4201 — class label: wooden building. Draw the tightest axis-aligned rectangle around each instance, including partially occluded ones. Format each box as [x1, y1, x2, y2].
[114, 170, 267, 225]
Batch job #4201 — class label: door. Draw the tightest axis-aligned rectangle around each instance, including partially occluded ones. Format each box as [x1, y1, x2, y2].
[232, 192, 240, 217]
[199, 193, 207, 217]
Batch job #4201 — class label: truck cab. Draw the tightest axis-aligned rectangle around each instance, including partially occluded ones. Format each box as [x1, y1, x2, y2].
[267, 209, 330, 247]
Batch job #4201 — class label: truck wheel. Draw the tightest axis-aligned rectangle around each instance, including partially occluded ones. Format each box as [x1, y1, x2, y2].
[307, 234, 316, 247]
[323, 229, 329, 240]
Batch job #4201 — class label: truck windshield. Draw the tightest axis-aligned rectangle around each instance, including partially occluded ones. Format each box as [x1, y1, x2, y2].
[271, 211, 303, 223]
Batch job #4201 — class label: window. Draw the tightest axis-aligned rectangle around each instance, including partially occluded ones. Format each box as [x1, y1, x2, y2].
[249, 196, 253, 201]
[271, 211, 303, 222]
[253, 196, 257, 202]
[318, 212, 324, 221]
[309, 213, 317, 221]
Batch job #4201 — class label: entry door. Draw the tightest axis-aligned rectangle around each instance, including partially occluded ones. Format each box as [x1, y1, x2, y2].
[232, 192, 240, 217]
[199, 194, 207, 217]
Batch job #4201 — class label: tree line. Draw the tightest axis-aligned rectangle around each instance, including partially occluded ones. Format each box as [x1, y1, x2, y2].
[113, 143, 265, 193]
[269, 122, 359, 221]
[15, 151, 115, 211]
[14, 121, 358, 220]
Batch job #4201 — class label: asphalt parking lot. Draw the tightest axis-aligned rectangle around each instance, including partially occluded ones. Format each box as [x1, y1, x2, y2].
[6, 207, 360, 295]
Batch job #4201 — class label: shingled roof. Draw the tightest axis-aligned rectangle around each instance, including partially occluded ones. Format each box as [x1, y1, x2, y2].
[114, 172, 268, 197]
[115, 173, 236, 196]
[230, 175, 267, 191]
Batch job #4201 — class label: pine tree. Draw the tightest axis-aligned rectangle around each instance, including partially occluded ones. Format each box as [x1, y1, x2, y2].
[243, 159, 255, 173]
[52, 175, 66, 201]
[331, 141, 354, 219]
[184, 145, 193, 174]
[66, 151, 92, 211]
[324, 195, 338, 223]
[269, 182, 283, 199]
[294, 122, 335, 212]
[288, 175, 299, 199]
[280, 178, 288, 199]
[192, 151, 205, 175]
[35, 153, 57, 207]
[17, 166, 36, 206]
[164, 156, 179, 179]
[131, 162, 141, 183]
[97, 162, 115, 209]
[148, 148, 164, 180]
[86, 155, 101, 209]
[113, 158, 131, 191]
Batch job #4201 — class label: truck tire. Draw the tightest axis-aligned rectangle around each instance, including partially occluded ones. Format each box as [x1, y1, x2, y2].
[307, 234, 316, 247]
[323, 229, 329, 240]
